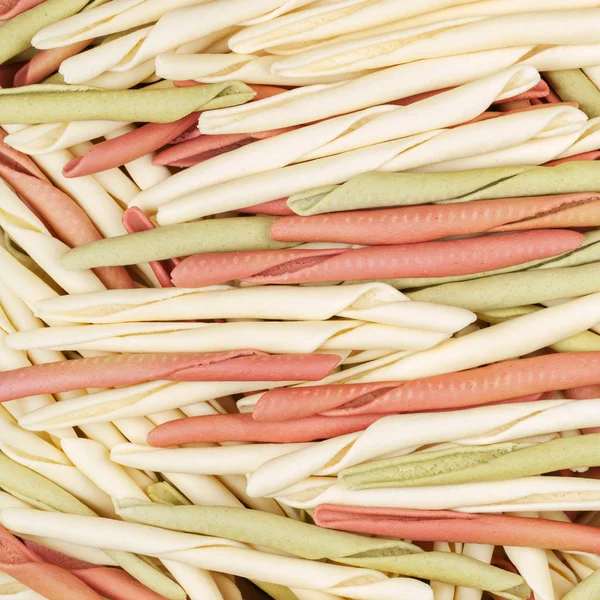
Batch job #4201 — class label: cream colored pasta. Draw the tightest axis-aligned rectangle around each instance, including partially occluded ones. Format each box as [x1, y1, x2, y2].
[158, 104, 587, 222]
[228, 0, 479, 54]
[357, 292, 600, 382]
[60, 26, 247, 86]
[6, 319, 452, 354]
[32, 0, 220, 48]
[271, 476, 600, 512]
[110, 442, 316, 475]
[18, 380, 292, 428]
[270, 10, 600, 77]
[155, 53, 369, 86]
[45, 0, 319, 77]
[135, 65, 538, 212]
[505, 530, 555, 600]
[198, 46, 600, 134]
[32, 283, 475, 333]
[3, 122, 125, 155]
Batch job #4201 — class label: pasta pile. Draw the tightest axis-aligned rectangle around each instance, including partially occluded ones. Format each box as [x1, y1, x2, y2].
[1, 1, 600, 599]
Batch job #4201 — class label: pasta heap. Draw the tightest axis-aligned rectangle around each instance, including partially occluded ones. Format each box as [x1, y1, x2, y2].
[1, 1, 600, 599]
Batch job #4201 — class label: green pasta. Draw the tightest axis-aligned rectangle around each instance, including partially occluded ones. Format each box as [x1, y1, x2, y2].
[0, 82, 255, 123]
[563, 568, 600, 600]
[406, 262, 600, 311]
[123, 500, 420, 559]
[343, 553, 530, 600]
[0, 0, 90, 65]
[545, 69, 600, 118]
[287, 162, 600, 215]
[0, 452, 94, 515]
[61, 216, 297, 269]
[146, 482, 301, 600]
[398, 230, 600, 305]
[478, 306, 539, 322]
[340, 435, 600, 489]
[118, 503, 530, 599]
[146, 481, 190, 507]
[548, 330, 600, 352]
[535, 229, 600, 269]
